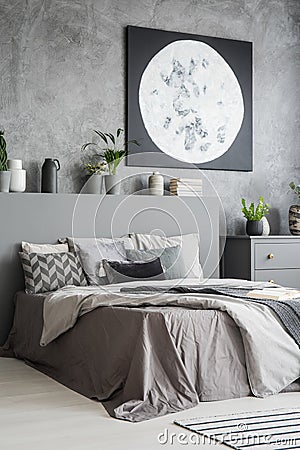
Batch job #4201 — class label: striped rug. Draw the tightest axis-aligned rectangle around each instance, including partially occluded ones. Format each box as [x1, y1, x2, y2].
[174, 408, 300, 449]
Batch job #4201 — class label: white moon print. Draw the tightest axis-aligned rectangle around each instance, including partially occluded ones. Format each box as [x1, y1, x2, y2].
[139, 40, 244, 164]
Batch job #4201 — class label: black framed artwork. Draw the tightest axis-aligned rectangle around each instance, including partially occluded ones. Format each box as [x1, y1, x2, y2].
[126, 26, 253, 171]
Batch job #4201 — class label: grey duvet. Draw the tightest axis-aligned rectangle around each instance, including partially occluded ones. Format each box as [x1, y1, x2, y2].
[1, 278, 300, 422]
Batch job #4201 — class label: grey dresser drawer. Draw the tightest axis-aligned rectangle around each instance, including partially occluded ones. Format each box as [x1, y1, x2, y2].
[222, 236, 300, 289]
[254, 243, 300, 270]
[254, 269, 300, 288]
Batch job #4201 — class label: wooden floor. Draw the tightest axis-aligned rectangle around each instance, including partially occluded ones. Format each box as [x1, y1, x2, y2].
[0, 358, 299, 450]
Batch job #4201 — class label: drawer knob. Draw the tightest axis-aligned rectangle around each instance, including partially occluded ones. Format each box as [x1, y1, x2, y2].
[268, 253, 274, 259]
[269, 279, 274, 283]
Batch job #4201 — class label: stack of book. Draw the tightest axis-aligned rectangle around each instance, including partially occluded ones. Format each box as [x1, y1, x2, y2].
[247, 288, 300, 300]
[170, 178, 203, 197]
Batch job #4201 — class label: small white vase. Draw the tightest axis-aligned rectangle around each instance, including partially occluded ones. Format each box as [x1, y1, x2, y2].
[8, 160, 26, 192]
[149, 172, 164, 195]
[261, 216, 270, 236]
[105, 174, 120, 195]
[0, 171, 11, 192]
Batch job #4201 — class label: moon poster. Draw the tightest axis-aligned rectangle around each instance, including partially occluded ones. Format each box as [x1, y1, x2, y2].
[127, 26, 252, 171]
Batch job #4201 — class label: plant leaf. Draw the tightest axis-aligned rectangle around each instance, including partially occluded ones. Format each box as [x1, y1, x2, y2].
[81, 142, 97, 151]
[0, 131, 7, 171]
[125, 139, 140, 146]
[105, 133, 115, 145]
[94, 130, 108, 145]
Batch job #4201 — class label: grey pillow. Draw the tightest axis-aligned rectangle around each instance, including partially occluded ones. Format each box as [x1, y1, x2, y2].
[130, 233, 202, 279]
[68, 239, 128, 285]
[126, 246, 186, 280]
[19, 252, 87, 294]
[103, 258, 166, 284]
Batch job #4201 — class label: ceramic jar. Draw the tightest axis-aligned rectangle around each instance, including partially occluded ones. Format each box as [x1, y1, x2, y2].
[149, 172, 164, 196]
[8, 159, 26, 192]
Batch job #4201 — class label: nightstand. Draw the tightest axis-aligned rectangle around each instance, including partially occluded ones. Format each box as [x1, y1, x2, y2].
[221, 236, 300, 288]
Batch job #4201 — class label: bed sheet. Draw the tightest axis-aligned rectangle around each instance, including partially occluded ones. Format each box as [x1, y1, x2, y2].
[1, 290, 252, 421]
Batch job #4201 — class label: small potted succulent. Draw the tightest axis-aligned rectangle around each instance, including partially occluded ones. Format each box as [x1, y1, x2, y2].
[0, 131, 11, 193]
[82, 128, 139, 194]
[241, 196, 270, 236]
[289, 180, 300, 235]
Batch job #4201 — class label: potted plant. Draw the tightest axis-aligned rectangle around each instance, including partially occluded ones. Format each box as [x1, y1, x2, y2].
[82, 128, 139, 194]
[289, 180, 300, 235]
[82, 161, 107, 194]
[0, 131, 11, 193]
[241, 196, 270, 236]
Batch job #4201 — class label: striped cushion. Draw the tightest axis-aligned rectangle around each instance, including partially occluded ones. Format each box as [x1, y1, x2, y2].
[19, 252, 88, 294]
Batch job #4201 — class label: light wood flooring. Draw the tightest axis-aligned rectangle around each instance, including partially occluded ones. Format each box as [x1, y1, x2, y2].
[0, 358, 299, 450]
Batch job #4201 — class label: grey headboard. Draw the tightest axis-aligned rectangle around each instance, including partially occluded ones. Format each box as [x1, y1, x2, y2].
[0, 193, 219, 344]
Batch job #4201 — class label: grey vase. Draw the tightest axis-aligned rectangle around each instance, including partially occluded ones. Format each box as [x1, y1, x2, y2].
[0, 171, 11, 193]
[246, 220, 263, 236]
[82, 174, 103, 194]
[105, 174, 120, 195]
[289, 205, 300, 236]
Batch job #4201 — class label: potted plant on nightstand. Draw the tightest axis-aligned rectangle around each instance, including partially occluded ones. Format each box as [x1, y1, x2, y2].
[0, 131, 11, 193]
[241, 196, 270, 236]
[82, 128, 140, 194]
[289, 180, 300, 235]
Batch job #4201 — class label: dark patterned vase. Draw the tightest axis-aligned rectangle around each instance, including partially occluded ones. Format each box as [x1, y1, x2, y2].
[289, 205, 300, 236]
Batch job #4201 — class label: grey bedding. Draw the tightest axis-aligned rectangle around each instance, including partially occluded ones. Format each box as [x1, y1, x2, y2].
[122, 284, 300, 347]
[1, 278, 300, 422]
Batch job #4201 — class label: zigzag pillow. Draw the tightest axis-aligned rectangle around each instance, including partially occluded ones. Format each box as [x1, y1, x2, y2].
[19, 252, 88, 294]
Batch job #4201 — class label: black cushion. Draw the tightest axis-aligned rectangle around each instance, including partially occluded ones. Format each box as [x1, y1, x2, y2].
[103, 257, 166, 284]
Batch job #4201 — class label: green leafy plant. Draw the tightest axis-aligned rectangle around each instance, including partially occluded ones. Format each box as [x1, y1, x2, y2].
[289, 180, 300, 200]
[82, 128, 140, 175]
[0, 130, 8, 171]
[241, 196, 270, 221]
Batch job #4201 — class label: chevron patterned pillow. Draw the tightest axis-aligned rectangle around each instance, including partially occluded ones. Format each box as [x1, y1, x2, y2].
[19, 252, 88, 294]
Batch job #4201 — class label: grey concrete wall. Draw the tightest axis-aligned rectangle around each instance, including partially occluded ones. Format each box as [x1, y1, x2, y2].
[0, 0, 299, 234]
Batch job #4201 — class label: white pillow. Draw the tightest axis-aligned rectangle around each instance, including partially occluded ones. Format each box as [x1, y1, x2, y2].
[66, 236, 134, 252]
[22, 241, 69, 254]
[66, 236, 134, 285]
[129, 233, 202, 279]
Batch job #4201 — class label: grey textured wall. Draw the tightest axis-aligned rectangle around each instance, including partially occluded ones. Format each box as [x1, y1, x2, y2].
[0, 0, 299, 234]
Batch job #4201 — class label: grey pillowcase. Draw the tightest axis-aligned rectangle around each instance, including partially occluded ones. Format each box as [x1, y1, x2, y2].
[103, 258, 166, 284]
[72, 239, 127, 285]
[126, 246, 186, 280]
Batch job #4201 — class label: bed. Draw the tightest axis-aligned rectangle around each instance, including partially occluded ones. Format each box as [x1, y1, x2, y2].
[0, 194, 299, 422]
